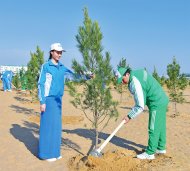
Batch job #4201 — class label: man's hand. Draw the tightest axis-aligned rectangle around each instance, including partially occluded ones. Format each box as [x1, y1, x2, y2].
[90, 74, 94, 78]
[123, 115, 130, 124]
[40, 104, 46, 112]
[88, 73, 95, 79]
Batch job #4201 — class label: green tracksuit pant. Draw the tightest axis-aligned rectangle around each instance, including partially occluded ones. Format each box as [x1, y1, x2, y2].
[146, 105, 167, 155]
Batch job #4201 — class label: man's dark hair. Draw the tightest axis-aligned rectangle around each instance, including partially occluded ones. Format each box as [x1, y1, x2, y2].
[123, 67, 131, 76]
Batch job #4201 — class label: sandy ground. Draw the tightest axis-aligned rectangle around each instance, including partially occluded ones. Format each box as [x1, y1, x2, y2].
[0, 81, 190, 171]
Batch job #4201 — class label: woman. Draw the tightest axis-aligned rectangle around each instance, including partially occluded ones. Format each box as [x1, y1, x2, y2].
[38, 43, 89, 162]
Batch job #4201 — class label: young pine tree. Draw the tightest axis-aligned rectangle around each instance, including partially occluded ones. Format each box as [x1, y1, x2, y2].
[67, 8, 119, 149]
[12, 67, 27, 90]
[166, 57, 188, 116]
[25, 46, 44, 100]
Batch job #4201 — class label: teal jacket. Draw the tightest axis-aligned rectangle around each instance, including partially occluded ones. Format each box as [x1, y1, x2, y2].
[127, 69, 169, 119]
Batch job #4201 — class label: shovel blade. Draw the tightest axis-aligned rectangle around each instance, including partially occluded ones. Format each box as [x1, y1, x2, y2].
[89, 149, 103, 157]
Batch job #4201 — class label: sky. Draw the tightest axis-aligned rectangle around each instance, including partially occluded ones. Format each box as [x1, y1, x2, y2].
[0, 0, 189, 76]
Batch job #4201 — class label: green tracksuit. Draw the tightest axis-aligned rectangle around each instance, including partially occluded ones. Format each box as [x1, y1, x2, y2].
[127, 69, 169, 155]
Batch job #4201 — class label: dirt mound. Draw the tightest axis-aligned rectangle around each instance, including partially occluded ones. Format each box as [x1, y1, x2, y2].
[29, 115, 84, 125]
[68, 150, 174, 171]
[68, 150, 140, 171]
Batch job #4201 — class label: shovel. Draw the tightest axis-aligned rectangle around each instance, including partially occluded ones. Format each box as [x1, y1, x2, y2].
[89, 119, 126, 157]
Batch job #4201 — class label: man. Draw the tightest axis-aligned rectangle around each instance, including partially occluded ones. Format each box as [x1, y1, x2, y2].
[116, 67, 169, 159]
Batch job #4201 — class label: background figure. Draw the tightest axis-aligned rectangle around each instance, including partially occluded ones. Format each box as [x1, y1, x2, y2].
[20, 75, 27, 91]
[0, 73, 3, 89]
[1, 70, 13, 92]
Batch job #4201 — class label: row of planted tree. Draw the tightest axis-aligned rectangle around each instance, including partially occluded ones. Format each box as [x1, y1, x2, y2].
[12, 8, 189, 148]
[116, 57, 189, 116]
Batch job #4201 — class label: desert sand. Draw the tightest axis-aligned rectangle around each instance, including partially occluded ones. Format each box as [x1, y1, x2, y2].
[0, 81, 190, 171]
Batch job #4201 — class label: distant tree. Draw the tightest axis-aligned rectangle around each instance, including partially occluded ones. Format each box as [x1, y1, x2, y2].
[160, 75, 166, 86]
[67, 8, 119, 149]
[183, 73, 190, 86]
[152, 66, 165, 86]
[166, 57, 188, 116]
[12, 72, 20, 89]
[118, 57, 127, 68]
[19, 67, 27, 91]
[114, 57, 129, 102]
[25, 46, 44, 100]
[152, 66, 161, 84]
[12, 67, 27, 90]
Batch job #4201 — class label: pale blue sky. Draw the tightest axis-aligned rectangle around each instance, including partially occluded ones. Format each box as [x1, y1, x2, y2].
[0, 0, 189, 76]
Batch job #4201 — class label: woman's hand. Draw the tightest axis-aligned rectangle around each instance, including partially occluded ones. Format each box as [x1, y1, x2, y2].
[40, 104, 46, 112]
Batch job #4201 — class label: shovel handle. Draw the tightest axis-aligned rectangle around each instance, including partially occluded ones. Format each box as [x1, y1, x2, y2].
[97, 119, 126, 153]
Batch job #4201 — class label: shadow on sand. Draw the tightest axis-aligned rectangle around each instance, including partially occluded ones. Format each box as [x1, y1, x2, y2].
[9, 105, 38, 115]
[63, 128, 146, 155]
[61, 137, 85, 156]
[10, 121, 39, 158]
[14, 96, 31, 103]
[10, 121, 85, 158]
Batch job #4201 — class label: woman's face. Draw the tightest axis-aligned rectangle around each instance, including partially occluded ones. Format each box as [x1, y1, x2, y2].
[51, 50, 62, 62]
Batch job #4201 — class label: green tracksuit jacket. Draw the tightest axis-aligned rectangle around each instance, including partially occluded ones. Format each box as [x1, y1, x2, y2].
[127, 69, 169, 154]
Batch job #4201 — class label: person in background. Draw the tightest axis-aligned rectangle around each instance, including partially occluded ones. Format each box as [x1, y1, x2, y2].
[1, 70, 13, 92]
[116, 66, 169, 160]
[0, 73, 3, 89]
[38, 43, 90, 162]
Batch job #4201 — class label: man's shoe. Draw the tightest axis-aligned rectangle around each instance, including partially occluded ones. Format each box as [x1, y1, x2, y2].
[156, 149, 166, 154]
[137, 152, 155, 160]
[45, 158, 57, 162]
[57, 156, 62, 160]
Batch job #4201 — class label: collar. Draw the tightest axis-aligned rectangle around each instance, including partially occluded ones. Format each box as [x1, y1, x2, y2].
[48, 59, 63, 67]
[128, 72, 133, 84]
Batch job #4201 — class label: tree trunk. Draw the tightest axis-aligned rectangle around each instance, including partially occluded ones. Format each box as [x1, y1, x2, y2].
[94, 110, 99, 149]
[120, 92, 123, 103]
[120, 86, 123, 103]
[175, 102, 179, 116]
[95, 127, 99, 149]
[174, 101, 178, 116]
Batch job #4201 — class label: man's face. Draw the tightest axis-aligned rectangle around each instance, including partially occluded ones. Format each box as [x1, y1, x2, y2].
[122, 73, 130, 84]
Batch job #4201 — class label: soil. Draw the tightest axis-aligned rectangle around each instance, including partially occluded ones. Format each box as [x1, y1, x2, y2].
[0, 82, 190, 171]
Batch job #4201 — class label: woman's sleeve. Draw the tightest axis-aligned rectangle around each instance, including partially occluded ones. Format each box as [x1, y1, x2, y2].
[64, 67, 90, 82]
[38, 64, 46, 104]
